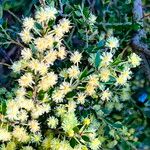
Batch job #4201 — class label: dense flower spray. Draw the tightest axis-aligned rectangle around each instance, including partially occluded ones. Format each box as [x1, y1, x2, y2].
[0, 4, 141, 150]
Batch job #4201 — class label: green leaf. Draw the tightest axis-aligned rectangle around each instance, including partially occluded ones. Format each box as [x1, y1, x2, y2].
[95, 51, 101, 68]
[0, 5, 3, 18]
[82, 135, 90, 142]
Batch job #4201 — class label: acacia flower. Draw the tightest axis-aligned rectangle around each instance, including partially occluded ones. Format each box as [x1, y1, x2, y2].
[106, 37, 119, 50]
[47, 116, 58, 129]
[100, 52, 113, 66]
[23, 17, 35, 30]
[70, 51, 82, 64]
[128, 53, 141, 67]
[101, 89, 112, 101]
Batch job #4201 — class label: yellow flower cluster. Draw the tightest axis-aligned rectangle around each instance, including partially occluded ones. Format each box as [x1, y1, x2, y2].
[0, 4, 141, 150]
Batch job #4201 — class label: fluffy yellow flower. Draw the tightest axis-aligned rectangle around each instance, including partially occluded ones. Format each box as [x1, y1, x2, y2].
[28, 120, 40, 133]
[38, 72, 58, 91]
[99, 67, 110, 82]
[17, 110, 28, 122]
[100, 52, 113, 66]
[44, 50, 57, 65]
[116, 75, 127, 85]
[6, 100, 19, 120]
[90, 138, 101, 150]
[11, 61, 22, 73]
[52, 90, 65, 103]
[35, 7, 47, 23]
[54, 25, 64, 38]
[45, 6, 57, 20]
[70, 51, 82, 64]
[101, 89, 111, 101]
[88, 74, 99, 87]
[77, 92, 86, 104]
[56, 105, 66, 117]
[0, 128, 11, 142]
[34, 37, 48, 52]
[59, 18, 71, 33]
[106, 37, 119, 50]
[59, 82, 72, 94]
[38, 62, 48, 75]
[20, 29, 32, 43]
[44, 34, 54, 48]
[18, 73, 34, 87]
[128, 53, 141, 67]
[68, 65, 80, 78]
[47, 116, 58, 129]
[21, 48, 32, 60]
[29, 59, 41, 73]
[23, 17, 35, 30]
[57, 46, 67, 59]
[12, 126, 29, 142]
[85, 84, 96, 96]
[66, 101, 76, 112]
[16, 87, 26, 98]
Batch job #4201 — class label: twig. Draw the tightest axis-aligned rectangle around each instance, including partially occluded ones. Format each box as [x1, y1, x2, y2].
[6, 10, 22, 24]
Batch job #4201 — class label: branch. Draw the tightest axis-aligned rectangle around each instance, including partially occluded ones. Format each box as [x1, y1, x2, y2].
[131, 0, 150, 80]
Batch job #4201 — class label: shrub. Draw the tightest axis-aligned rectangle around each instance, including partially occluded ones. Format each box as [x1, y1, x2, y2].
[0, 3, 142, 150]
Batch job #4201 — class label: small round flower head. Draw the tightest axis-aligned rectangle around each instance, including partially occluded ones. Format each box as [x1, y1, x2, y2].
[34, 37, 48, 52]
[101, 89, 112, 101]
[38, 72, 58, 91]
[77, 92, 86, 104]
[85, 84, 96, 96]
[31, 133, 42, 144]
[68, 65, 80, 78]
[56, 105, 66, 117]
[38, 62, 48, 75]
[89, 13, 97, 25]
[70, 51, 82, 64]
[6, 100, 19, 120]
[23, 17, 35, 30]
[90, 138, 101, 150]
[59, 18, 71, 33]
[59, 82, 72, 94]
[44, 50, 57, 65]
[53, 24, 64, 38]
[21, 146, 34, 150]
[11, 61, 22, 73]
[52, 90, 65, 103]
[57, 46, 67, 59]
[116, 75, 127, 85]
[29, 59, 40, 73]
[35, 7, 47, 23]
[45, 6, 57, 20]
[18, 73, 34, 87]
[51, 138, 61, 150]
[106, 37, 119, 50]
[99, 67, 110, 82]
[21, 48, 32, 60]
[62, 113, 78, 133]
[17, 109, 28, 122]
[28, 120, 40, 133]
[12, 126, 29, 142]
[66, 101, 76, 112]
[122, 67, 132, 80]
[20, 29, 32, 43]
[0, 128, 11, 142]
[128, 53, 141, 67]
[16, 87, 26, 98]
[88, 74, 99, 87]
[47, 116, 58, 129]
[100, 52, 113, 66]
[44, 34, 54, 48]
[83, 118, 91, 126]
